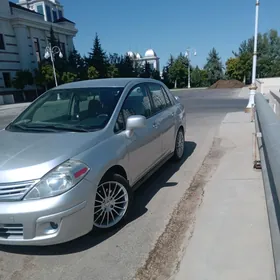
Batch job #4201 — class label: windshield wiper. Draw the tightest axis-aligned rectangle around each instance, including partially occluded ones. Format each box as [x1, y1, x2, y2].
[9, 123, 29, 131]
[7, 123, 54, 131]
[8, 123, 59, 132]
[25, 124, 90, 132]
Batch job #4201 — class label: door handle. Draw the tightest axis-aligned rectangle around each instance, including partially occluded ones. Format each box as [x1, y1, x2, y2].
[153, 123, 159, 129]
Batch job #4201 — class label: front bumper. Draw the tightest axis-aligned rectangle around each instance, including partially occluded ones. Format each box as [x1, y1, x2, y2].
[0, 178, 96, 246]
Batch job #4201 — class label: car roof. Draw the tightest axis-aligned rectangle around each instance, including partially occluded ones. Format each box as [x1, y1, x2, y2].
[54, 78, 162, 90]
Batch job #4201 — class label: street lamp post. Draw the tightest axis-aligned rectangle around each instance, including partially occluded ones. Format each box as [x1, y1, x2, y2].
[44, 43, 63, 88]
[245, 0, 260, 112]
[185, 48, 197, 89]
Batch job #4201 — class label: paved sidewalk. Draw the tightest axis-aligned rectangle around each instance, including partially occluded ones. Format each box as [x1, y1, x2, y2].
[174, 91, 275, 279]
[0, 102, 30, 111]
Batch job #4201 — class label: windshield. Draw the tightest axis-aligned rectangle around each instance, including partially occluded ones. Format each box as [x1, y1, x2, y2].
[6, 87, 124, 133]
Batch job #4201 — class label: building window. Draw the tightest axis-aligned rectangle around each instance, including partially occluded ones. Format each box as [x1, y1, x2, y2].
[52, 10, 57, 21]
[45, 5, 52, 22]
[3, 73, 11, 88]
[0, 34, 5, 50]
[36, 4, 44, 15]
[33, 37, 41, 62]
[60, 42, 66, 57]
[58, 10, 63, 18]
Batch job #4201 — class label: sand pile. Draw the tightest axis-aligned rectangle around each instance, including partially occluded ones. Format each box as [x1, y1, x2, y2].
[209, 79, 244, 89]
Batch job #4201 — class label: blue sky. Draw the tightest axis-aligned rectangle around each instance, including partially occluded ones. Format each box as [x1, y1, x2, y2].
[16, 0, 280, 69]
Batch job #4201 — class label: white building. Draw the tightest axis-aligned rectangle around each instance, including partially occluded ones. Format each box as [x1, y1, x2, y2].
[127, 49, 160, 72]
[0, 0, 78, 93]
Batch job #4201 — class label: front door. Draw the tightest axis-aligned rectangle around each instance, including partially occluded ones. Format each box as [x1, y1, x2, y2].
[115, 84, 162, 185]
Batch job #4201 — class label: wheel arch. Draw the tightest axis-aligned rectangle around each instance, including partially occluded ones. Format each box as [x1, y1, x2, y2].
[101, 165, 128, 181]
[178, 125, 184, 134]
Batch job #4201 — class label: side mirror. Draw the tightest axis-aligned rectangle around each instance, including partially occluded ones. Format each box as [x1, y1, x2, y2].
[125, 115, 146, 137]
[174, 96, 180, 101]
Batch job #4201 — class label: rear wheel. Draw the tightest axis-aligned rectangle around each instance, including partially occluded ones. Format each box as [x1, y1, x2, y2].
[172, 128, 185, 161]
[93, 173, 133, 230]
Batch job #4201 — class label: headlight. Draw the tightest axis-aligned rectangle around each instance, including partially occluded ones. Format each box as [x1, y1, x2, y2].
[24, 160, 90, 200]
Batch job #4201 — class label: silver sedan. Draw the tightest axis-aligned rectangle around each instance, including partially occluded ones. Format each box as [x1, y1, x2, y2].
[0, 78, 186, 246]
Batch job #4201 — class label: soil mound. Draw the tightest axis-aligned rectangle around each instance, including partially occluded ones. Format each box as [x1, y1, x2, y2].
[209, 79, 244, 89]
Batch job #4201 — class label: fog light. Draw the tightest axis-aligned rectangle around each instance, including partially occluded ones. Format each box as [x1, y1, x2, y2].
[36, 220, 60, 236]
[50, 222, 58, 230]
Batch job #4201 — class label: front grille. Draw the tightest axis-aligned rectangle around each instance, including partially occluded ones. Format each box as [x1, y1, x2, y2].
[0, 180, 38, 201]
[0, 224, 23, 239]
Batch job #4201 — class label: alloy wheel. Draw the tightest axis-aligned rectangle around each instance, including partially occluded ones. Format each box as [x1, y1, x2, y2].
[93, 181, 129, 229]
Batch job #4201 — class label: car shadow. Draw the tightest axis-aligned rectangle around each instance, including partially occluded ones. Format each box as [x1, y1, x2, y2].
[0, 141, 197, 256]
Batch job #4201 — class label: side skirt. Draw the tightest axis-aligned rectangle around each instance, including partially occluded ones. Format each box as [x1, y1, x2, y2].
[131, 152, 174, 192]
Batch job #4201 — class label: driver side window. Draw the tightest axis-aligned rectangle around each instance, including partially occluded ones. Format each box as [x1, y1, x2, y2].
[114, 84, 152, 133]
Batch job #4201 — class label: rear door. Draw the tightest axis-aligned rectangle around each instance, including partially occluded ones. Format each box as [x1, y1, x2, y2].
[146, 83, 176, 156]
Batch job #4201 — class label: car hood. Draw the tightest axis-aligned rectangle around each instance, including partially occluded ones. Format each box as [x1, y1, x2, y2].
[0, 129, 103, 183]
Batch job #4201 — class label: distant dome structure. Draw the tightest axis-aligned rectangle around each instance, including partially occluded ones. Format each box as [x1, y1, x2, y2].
[145, 49, 156, 57]
[127, 51, 134, 58]
[125, 48, 160, 73]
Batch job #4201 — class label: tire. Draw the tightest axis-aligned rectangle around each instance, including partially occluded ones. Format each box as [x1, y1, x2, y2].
[172, 128, 185, 161]
[92, 173, 133, 231]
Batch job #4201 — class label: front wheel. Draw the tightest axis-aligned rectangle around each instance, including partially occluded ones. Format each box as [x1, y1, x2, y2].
[92, 173, 133, 231]
[172, 128, 185, 161]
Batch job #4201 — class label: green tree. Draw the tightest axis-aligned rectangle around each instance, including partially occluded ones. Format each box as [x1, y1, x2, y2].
[151, 69, 161, 80]
[12, 70, 33, 101]
[225, 57, 243, 81]
[229, 29, 280, 83]
[204, 48, 224, 85]
[44, 27, 69, 80]
[107, 64, 119, 78]
[48, 26, 58, 47]
[161, 55, 175, 88]
[117, 55, 135, 77]
[88, 33, 108, 78]
[191, 66, 209, 87]
[108, 53, 122, 65]
[35, 63, 58, 89]
[88, 66, 99, 79]
[61, 72, 77, 84]
[168, 54, 189, 88]
[68, 48, 88, 80]
[106, 53, 120, 77]
[140, 61, 152, 78]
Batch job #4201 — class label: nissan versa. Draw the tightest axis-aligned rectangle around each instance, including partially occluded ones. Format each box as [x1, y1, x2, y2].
[0, 78, 186, 246]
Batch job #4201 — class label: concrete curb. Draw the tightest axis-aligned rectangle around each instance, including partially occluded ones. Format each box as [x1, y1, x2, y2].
[170, 88, 207, 92]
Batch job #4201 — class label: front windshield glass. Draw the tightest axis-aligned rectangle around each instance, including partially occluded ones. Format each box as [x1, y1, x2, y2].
[6, 87, 124, 132]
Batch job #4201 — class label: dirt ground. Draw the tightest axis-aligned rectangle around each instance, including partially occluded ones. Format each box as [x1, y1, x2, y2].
[209, 79, 244, 89]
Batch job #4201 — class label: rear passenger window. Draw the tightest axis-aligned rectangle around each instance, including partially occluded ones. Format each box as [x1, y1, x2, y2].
[161, 86, 172, 107]
[114, 85, 152, 132]
[147, 83, 169, 113]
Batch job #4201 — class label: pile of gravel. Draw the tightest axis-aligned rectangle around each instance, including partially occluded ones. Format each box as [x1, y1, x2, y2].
[209, 79, 245, 89]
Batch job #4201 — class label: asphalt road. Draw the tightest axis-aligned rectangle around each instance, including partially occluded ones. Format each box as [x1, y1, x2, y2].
[0, 89, 247, 280]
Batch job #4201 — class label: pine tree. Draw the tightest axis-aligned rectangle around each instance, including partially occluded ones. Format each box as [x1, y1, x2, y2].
[117, 55, 135, 77]
[68, 48, 87, 80]
[88, 33, 108, 78]
[204, 48, 224, 85]
[140, 61, 152, 78]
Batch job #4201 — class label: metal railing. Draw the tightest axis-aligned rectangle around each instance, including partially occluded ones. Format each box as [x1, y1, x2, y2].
[255, 92, 280, 279]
